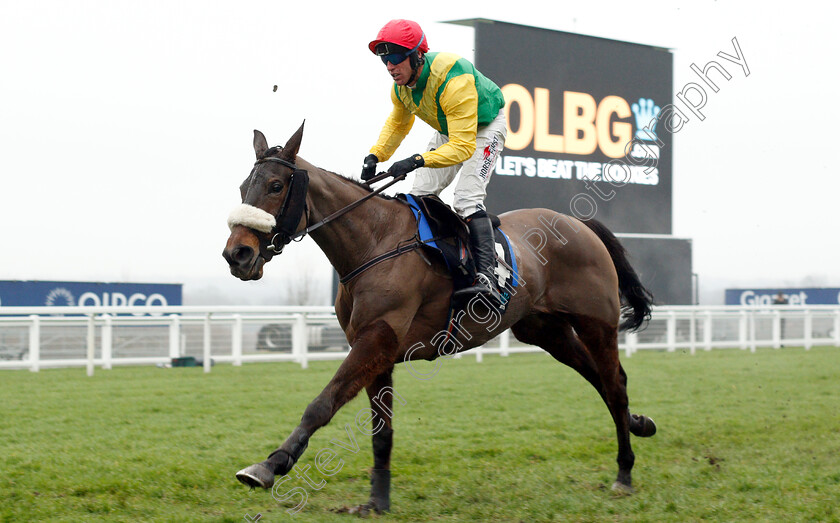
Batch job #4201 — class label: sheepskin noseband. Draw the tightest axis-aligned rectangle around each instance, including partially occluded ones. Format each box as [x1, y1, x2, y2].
[227, 204, 276, 233]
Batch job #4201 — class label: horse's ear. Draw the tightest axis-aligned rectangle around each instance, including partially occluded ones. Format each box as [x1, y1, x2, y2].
[253, 130, 269, 159]
[281, 121, 305, 160]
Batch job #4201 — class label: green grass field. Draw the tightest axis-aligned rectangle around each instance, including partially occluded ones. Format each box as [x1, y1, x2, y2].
[2, 346, 839, 522]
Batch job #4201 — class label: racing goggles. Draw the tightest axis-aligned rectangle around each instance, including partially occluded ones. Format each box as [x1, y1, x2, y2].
[375, 42, 412, 65]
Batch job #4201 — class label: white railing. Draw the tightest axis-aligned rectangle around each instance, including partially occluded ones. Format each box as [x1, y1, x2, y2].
[0, 305, 838, 373]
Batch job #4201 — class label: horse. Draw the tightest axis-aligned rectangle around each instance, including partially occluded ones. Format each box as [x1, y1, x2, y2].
[223, 123, 657, 514]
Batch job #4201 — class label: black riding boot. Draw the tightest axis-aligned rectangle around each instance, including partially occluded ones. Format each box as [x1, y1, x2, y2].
[453, 210, 504, 308]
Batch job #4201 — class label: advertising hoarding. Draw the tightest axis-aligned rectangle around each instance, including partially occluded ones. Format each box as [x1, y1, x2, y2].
[0, 280, 182, 308]
[459, 20, 673, 235]
[725, 288, 840, 306]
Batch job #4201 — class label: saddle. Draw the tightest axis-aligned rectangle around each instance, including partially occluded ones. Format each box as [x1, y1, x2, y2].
[399, 194, 519, 308]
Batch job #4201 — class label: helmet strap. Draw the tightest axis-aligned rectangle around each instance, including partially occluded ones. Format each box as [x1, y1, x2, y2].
[406, 45, 425, 86]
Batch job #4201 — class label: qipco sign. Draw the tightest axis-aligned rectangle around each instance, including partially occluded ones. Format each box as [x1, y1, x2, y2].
[76, 291, 173, 316]
[0, 281, 182, 313]
[76, 292, 169, 307]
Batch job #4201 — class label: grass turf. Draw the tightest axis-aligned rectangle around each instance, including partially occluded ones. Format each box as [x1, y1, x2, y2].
[1, 346, 839, 522]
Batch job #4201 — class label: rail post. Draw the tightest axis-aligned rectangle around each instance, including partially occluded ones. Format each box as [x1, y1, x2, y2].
[203, 313, 212, 373]
[689, 310, 697, 355]
[703, 311, 712, 351]
[86, 314, 96, 377]
[772, 310, 781, 349]
[834, 309, 840, 348]
[625, 331, 637, 357]
[102, 314, 113, 370]
[499, 329, 510, 357]
[292, 314, 308, 369]
[739, 310, 748, 350]
[168, 314, 181, 359]
[232, 314, 243, 366]
[28, 315, 40, 373]
[666, 311, 676, 352]
[803, 309, 812, 350]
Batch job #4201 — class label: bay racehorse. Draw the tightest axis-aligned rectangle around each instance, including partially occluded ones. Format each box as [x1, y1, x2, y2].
[223, 123, 656, 514]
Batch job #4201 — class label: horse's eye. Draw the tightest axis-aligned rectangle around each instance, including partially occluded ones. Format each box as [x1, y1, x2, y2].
[270, 182, 283, 193]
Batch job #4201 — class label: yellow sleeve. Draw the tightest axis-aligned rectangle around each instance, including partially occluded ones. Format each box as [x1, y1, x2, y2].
[420, 75, 478, 168]
[369, 88, 415, 162]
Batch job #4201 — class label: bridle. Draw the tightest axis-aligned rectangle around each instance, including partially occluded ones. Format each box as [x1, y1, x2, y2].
[246, 155, 407, 256]
[249, 156, 310, 255]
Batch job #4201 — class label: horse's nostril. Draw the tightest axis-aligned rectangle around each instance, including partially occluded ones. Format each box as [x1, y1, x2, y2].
[233, 246, 254, 265]
[223, 246, 254, 267]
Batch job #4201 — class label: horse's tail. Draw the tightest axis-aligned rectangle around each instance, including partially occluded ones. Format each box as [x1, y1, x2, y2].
[582, 218, 654, 332]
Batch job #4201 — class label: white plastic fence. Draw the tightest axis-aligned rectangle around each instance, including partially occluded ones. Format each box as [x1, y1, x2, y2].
[0, 305, 837, 374]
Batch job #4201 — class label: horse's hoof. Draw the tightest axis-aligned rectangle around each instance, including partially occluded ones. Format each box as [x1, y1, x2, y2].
[630, 414, 657, 437]
[236, 463, 275, 489]
[348, 504, 373, 517]
[611, 481, 634, 495]
[332, 502, 383, 517]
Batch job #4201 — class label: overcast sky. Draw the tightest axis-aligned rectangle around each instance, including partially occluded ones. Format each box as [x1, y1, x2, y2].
[1, 1, 837, 304]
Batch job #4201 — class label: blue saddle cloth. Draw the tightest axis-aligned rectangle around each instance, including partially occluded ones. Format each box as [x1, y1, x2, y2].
[405, 194, 442, 252]
[401, 194, 520, 305]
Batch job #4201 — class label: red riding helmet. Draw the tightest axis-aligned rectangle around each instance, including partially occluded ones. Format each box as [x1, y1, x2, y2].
[368, 19, 429, 55]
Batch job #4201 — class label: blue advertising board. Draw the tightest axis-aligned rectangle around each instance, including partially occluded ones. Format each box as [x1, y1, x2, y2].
[0, 280, 182, 308]
[725, 288, 840, 306]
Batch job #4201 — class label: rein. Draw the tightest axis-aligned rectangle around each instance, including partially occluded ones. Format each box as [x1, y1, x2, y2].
[279, 171, 408, 251]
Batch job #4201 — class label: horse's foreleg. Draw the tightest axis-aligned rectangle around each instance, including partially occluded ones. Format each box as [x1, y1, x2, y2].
[236, 320, 399, 489]
[340, 369, 396, 516]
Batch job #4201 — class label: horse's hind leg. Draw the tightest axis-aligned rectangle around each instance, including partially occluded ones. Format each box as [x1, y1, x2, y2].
[571, 317, 640, 492]
[512, 314, 654, 492]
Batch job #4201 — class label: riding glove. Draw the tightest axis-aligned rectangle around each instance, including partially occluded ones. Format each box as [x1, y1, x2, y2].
[361, 154, 379, 181]
[387, 154, 425, 178]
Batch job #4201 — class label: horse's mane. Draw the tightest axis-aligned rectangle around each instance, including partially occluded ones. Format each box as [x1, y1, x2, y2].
[334, 172, 374, 193]
[332, 171, 398, 200]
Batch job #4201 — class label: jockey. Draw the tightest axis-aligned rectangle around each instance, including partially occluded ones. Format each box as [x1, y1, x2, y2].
[362, 19, 508, 307]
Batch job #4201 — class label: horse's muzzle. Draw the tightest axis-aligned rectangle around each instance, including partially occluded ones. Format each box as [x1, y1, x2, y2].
[223, 227, 266, 280]
[223, 244, 265, 281]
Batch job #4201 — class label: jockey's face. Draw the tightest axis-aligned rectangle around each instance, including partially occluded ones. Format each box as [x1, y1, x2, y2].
[386, 53, 420, 87]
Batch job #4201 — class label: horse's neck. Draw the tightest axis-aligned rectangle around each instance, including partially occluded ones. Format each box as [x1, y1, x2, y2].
[304, 164, 408, 277]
